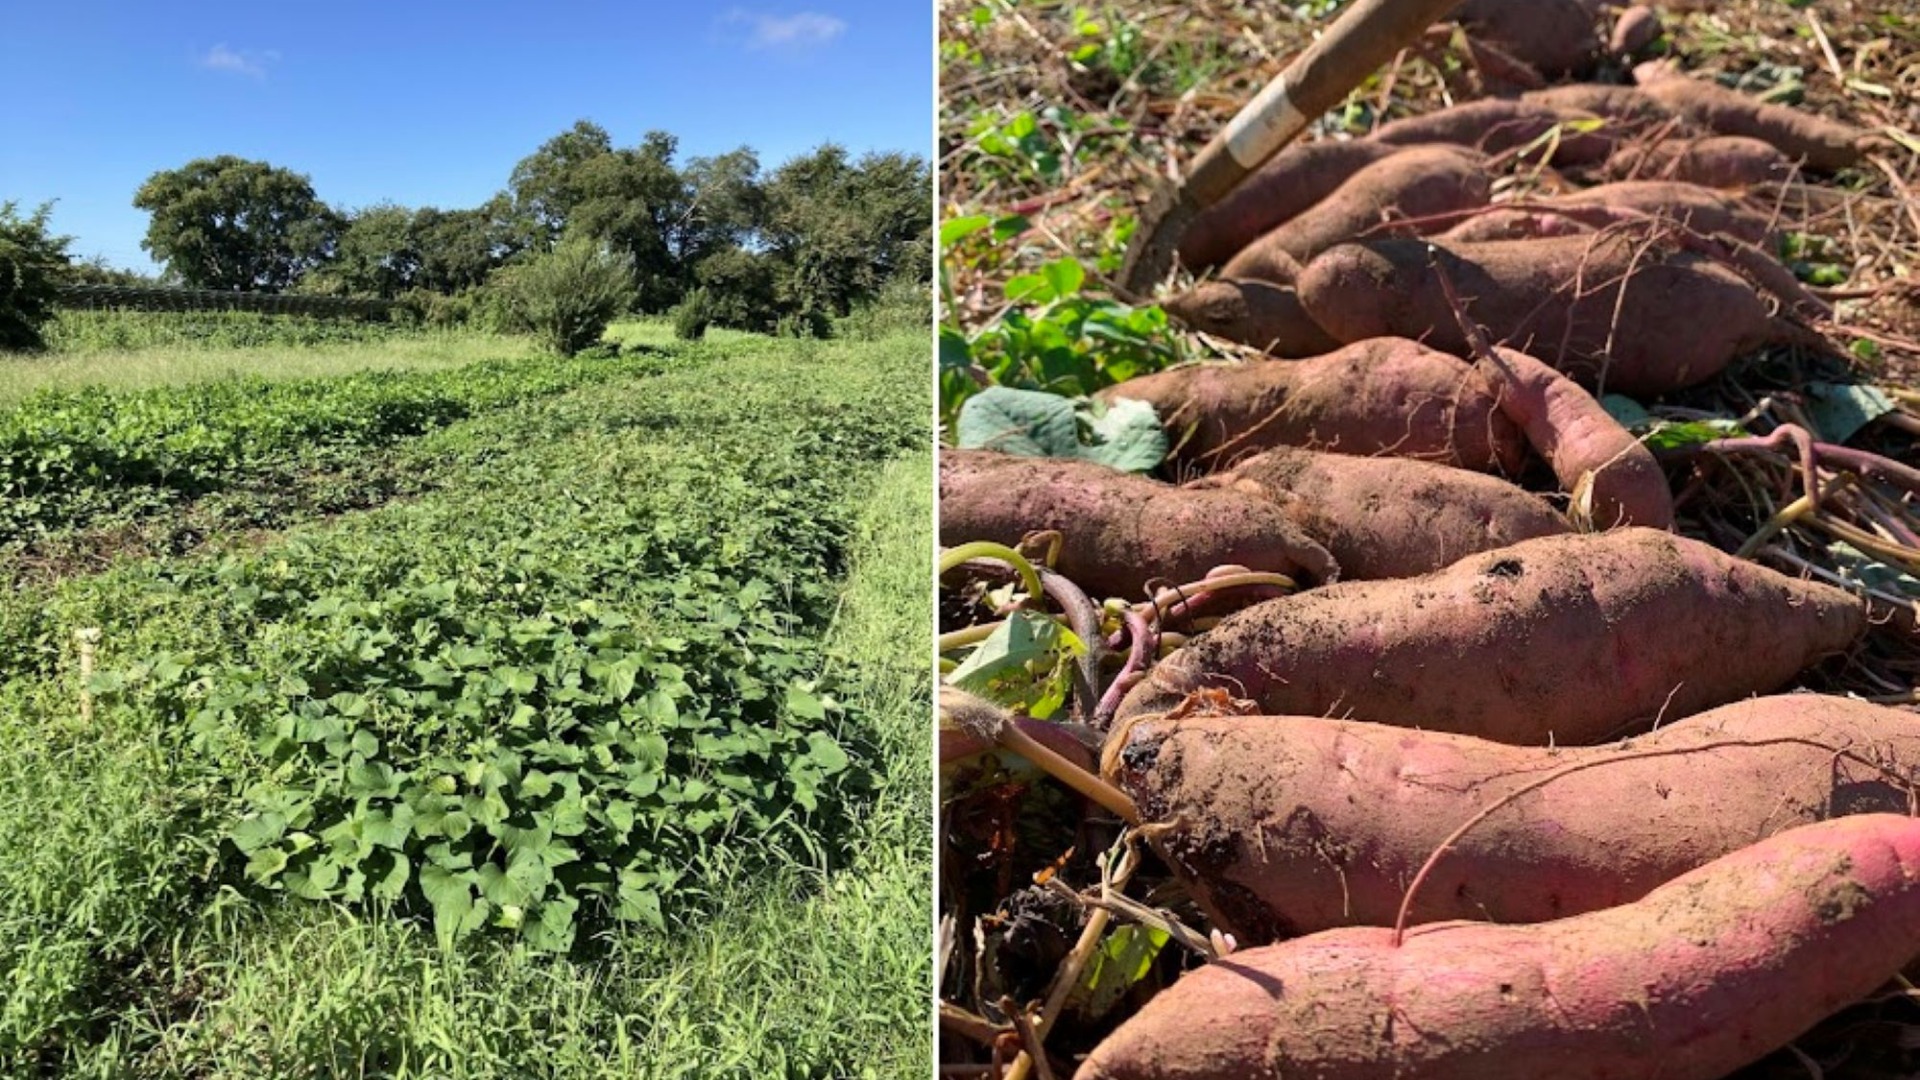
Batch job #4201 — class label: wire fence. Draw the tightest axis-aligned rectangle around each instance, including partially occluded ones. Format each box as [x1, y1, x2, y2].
[56, 284, 397, 321]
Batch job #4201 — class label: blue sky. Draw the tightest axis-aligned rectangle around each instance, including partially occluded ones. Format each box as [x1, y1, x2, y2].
[0, 1, 931, 270]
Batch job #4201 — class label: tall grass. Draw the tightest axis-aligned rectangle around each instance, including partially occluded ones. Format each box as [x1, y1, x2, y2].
[1, 311, 535, 406]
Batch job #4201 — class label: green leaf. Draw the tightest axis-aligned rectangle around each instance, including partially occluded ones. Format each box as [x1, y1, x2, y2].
[956, 386, 1167, 471]
[940, 214, 992, 248]
[946, 611, 1083, 692]
[957, 386, 1077, 457]
[1073, 925, 1170, 1019]
[786, 684, 827, 721]
[1040, 257, 1086, 301]
[420, 864, 476, 946]
[1079, 396, 1168, 472]
[804, 731, 851, 775]
[230, 812, 287, 854]
[244, 846, 289, 883]
[1805, 381, 1896, 444]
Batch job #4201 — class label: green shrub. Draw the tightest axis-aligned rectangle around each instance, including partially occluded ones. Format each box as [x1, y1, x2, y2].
[496, 238, 634, 356]
[839, 277, 931, 341]
[672, 287, 712, 340]
[0, 202, 73, 351]
[777, 308, 832, 341]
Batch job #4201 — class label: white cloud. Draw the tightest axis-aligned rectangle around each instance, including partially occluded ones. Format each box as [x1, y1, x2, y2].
[199, 44, 280, 79]
[723, 10, 847, 52]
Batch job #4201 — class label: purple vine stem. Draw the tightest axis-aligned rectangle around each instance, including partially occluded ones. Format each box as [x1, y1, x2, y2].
[1094, 606, 1156, 730]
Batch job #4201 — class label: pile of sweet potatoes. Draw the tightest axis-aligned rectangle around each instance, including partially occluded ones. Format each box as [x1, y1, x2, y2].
[941, 16, 1915, 1080]
[1168, 60, 1867, 399]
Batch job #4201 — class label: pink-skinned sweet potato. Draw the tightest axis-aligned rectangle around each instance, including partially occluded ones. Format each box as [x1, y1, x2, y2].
[1435, 206, 1595, 243]
[1221, 146, 1491, 282]
[1295, 231, 1785, 396]
[1609, 3, 1662, 56]
[1454, 0, 1603, 78]
[1371, 99, 1615, 163]
[1110, 693, 1920, 944]
[1157, 278, 1339, 357]
[1076, 813, 1920, 1080]
[938, 449, 1337, 599]
[1474, 344, 1673, 529]
[1115, 528, 1866, 742]
[1194, 447, 1568, 580]
[1635, 60, 1870, 170]
[1177, 140, 1399, 273]
[1602, 133, 1793, 187]
[1522, 82, 1679, 126]
[1093, 338, 1527, 475]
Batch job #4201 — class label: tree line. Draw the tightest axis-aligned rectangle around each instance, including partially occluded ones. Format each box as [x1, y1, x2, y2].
[3, 120, 929, 350]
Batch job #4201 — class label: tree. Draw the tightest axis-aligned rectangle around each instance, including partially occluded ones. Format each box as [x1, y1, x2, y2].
[761, 146, 931, 322]
[414, 197, 519, 295]
[133, 156, 339, 291]
[693, 246, 778, 332]
[0, 201, 73, 350]
[509, 122, 693, 310]
[325, 203, 420, 298]
[507, 120, 615, 249]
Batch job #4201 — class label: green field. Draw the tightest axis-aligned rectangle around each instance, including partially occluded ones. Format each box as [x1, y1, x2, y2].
[0, 315, 931, 1078]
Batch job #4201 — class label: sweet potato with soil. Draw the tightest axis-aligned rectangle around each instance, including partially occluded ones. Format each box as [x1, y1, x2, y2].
[1553, 179, 1778, 245]
[1076, 813, 1920, 1080]
[1474, 343, 1673, 529]
[1522, 83, 1678, 126]
[1177, 140, 1398, 273]
[1111, 693, 1920, 944]
[1435, 207, 1594, 243]
[1094, 338, 1527, 475]
[1295, 231, 1784, 396]
[1454, 0, 1603, 78]
[1194, 447, 1568, 580]
[1602, 134, 1792, 187]
[1115, 528, 1866, 742]
[1609, 3, 1662, 57]
[1372, 99, 1614, 163]
[1635, 61, 1869, 170]
[939, 450, 1337, 599]
[1158, 278, 1338, 357]
[1221, 146, 1491, 282]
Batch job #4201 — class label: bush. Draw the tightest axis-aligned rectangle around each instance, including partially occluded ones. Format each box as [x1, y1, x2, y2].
[0, 202, 73, 351]
[838, 276, 931, 341]
[673, 287, 713, 340]
[496, 238, 634, 356]
[777, 308, 832, 341]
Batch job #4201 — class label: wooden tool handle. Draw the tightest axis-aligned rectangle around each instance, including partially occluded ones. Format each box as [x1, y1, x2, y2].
[1183, 0, 1466, 208]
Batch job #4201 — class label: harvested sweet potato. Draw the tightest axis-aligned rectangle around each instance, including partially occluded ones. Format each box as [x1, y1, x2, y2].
[1454, 0, 1602, 78]
[1522, 83, 1677, 126]
[938, 450, 1337, 599]
[1474, 344, 1673, 529]
[1372, 99, 1614, 163]
[1295, 231, 1784, 395]
[1111, 693, 1920, 943]
[1602, 133, 1792, 187]
[1094, 338, 1527, 475]
[1222, 146, 1491, 282]
[1197, 446, 1568, 579]
[1076, 813, 1920, 1080]
[1554, 179, 1778, 245]
[1158, 278, 1338, 357]
[1177, 140, 1398, 272]
[1635, 61, 1869, 170]
[1116, 528, 1866, 742]
[1609, 3, 1662, 57]
[1435, 207, 1594, 243]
